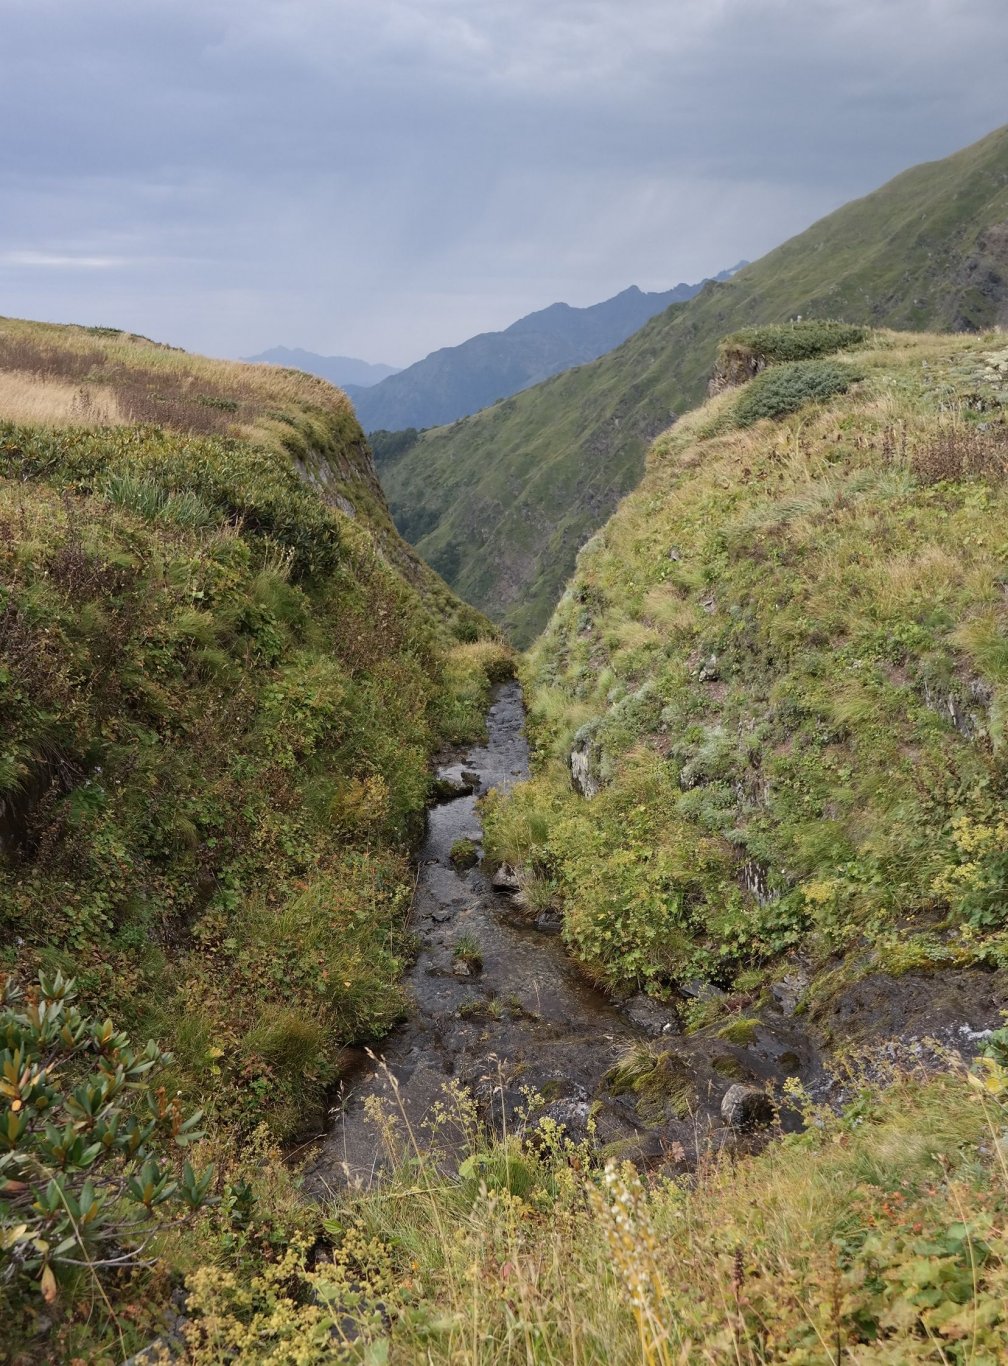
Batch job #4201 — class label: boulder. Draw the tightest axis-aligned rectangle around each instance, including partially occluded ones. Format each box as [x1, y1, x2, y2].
[720, 1084, 774, 1130]
[570, 744, 600, 799]
[491, 863, 521, 894]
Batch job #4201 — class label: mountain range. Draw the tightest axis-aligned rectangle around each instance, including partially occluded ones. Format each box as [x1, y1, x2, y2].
[344, 271, 745, 432]
[375, 123, 1008, 645]
[241, 345, 400, 388]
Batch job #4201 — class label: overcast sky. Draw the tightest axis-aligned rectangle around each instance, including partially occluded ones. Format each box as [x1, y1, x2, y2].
[0, 1, 1005, 366]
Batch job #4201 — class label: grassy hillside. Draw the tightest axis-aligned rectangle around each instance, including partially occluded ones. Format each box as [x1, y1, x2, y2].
[0, 318, 512, 1358]
[103, 324, 1008, 1366]
[379, 123, 1008, 644]
[486, 324, 1008, 1010]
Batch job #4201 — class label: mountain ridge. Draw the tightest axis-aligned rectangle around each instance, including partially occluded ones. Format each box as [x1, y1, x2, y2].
[377, 123, 1008, 644]
[347, 268, 745, 431]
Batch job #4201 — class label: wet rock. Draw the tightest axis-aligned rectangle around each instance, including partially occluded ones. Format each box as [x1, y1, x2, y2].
[533, 908, 562, 932]
[460, 769, 481, 787]
[817, 967, 1007, 1053]
[681, 979, 725, 1003]
[771, 967, 810, 1016]
[465, 1077, 526, 1134]
[538, 1096, 593, 1142]
[429, 776, 475, 804]
[720, 1084, 774, 1130]
[622, 993, 679, 1037]
[491, 863, 522, 894]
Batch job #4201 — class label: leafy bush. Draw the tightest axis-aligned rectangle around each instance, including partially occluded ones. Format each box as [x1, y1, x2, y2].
[734, 358, 856, 425]
[450, 838, 479, 870]
[720, 321, 870, 366]
[1, 973, 210, 1318]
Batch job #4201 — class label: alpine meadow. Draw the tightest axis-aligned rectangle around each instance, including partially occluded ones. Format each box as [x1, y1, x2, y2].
[3, 15, 1008, 1364]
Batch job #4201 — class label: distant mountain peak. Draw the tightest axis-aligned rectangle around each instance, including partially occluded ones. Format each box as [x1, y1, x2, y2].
[349, 269, 741, 432]
[242, 347, 400, 389]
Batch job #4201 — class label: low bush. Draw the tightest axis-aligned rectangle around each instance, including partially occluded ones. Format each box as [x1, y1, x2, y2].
[734, 358, 856, 425]
[720, 320, 870, 366]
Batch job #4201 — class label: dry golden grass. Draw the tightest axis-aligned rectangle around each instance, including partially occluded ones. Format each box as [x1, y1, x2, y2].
[0, 370, 124, 428]
[0, 314, 354, 453]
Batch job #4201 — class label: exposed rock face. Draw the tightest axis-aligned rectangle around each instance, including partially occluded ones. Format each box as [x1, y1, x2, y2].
[707, 346, 769, 397]
[920, 674, 993, 739]
[771, 965, 811, 1017]
[954, 219, 1008, 330]
[740, 859, 774, 906]
[570, 742, 600, 799]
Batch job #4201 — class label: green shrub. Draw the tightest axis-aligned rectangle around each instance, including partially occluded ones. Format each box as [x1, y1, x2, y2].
[720, 321, 870, 365]
[734, 359, 856, 425]
[0, 973, 210, 1323]
[450, 838, 479, 870]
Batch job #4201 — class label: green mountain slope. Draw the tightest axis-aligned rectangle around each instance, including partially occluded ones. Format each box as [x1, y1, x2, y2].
[488, 320, 1008, 1010]
[0, 316, 517, 1335]
[379, 123, 1008, 645]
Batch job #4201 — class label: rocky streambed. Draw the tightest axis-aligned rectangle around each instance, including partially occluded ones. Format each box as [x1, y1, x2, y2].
[306, 682, 843, 1193]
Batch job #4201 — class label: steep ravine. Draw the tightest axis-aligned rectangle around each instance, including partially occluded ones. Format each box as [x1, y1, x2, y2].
[307, 684, 828, 1192]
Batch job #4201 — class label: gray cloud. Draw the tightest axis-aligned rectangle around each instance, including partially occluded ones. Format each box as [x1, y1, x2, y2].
[0, 0, 1005, 363]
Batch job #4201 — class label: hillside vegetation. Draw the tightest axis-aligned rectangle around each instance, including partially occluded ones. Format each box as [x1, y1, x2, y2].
[99, 323, 1008, 1365]
[486, 324, 1008, 1008]
[0, 317, 511, 1358]
[380, 123, 1008, 644]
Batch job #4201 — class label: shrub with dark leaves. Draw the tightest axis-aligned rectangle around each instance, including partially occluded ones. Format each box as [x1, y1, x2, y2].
[0, 972, 212, 1307]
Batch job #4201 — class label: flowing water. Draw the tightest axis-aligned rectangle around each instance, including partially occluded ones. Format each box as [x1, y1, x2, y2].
[307, 681, 821, 1192]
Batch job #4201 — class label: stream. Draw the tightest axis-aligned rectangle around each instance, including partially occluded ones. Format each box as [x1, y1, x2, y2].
[306, 681, 821, 1192]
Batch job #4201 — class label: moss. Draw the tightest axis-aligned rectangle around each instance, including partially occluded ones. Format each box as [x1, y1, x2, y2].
[711, 1052, 746, 1079]
[715, 1017, 760, 1046]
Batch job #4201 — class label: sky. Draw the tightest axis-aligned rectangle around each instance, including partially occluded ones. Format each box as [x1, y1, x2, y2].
[0, 0, 1006, 367]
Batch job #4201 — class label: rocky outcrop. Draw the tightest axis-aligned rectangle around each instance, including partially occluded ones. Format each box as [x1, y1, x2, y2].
[570, 741, 600, 799]
[707, 345, 769, 397]
[491, 863, 521, 894]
